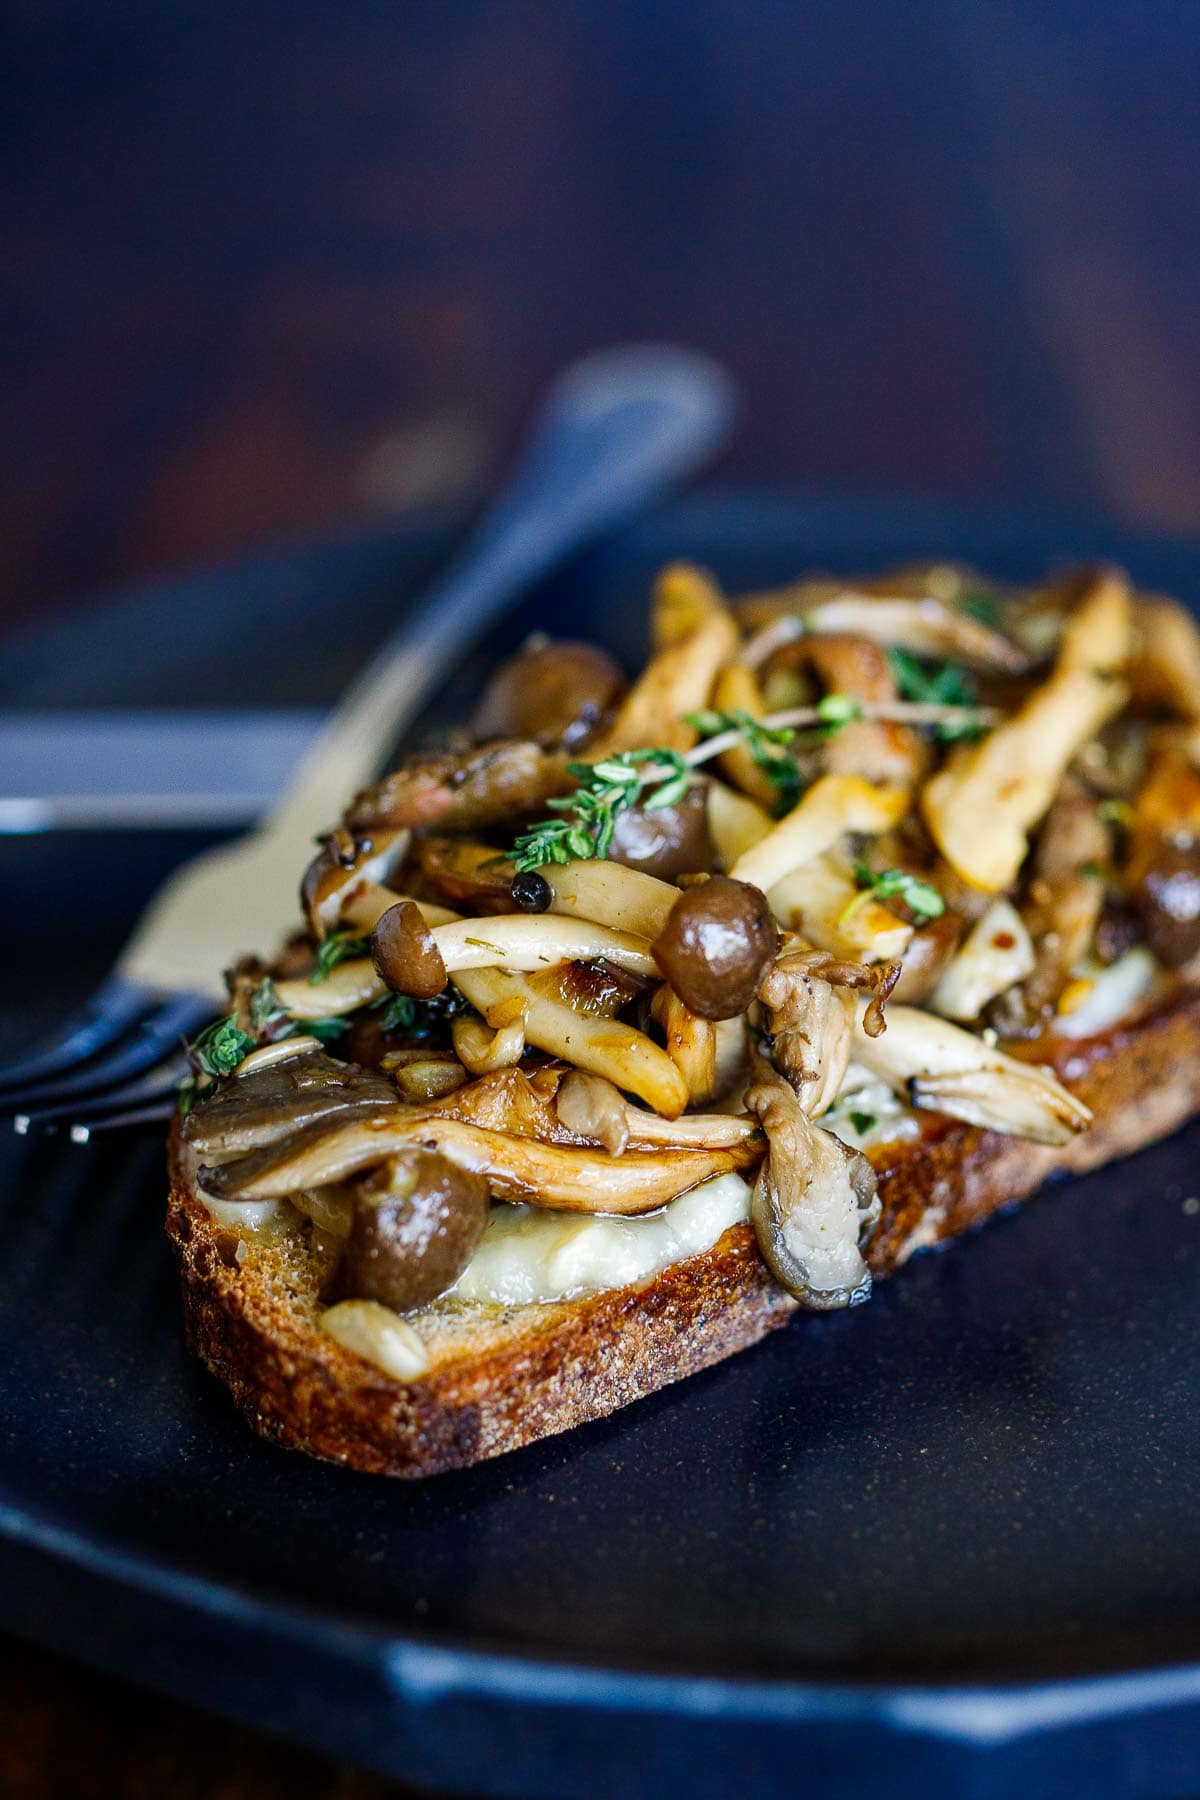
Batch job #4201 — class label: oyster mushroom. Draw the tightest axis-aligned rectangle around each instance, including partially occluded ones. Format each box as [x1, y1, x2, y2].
[922, 569, 1132, 892]
[181, 1049, 398, 1159]
[346, 739, 571, 835]
[851, 1001, 1091, 1144]
[745, 1059, 880, 1309]
[203, 1111, 759, 1214]
[471, 638, 627, 749]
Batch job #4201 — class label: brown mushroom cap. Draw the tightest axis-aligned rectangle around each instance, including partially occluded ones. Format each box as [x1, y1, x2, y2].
[370, 900, 448, 998]
[608, 781, 715, 880]
[334, 1148, 490, 1310]
[653, 875, 780, 1019]
[471, 640, 627, 749]
[1133, 837, 1200, 966]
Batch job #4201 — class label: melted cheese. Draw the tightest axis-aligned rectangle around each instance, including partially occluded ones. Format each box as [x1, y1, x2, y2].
[450, 1173, 751, 1307]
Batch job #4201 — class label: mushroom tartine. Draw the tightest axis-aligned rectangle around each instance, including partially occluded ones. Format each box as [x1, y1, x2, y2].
[168, 558, 1200, 1477]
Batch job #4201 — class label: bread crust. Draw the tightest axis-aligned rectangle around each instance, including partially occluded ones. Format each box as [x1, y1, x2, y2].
[165, 982, 1200, 1478]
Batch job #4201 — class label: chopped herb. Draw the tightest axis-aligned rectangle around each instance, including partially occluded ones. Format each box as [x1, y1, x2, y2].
[373, 986, 471, 1040]
[849, 1110, 878, 1136]
[511, 748, 690, 871]
[1080, 860, 1108, 881]
[816, 692, 863, 727]
[309, 930, 370, 984]
[186, 1014, 257, 1080]
[178, 977, 348, 1112]
[887, 647, 983, 741]
[1098, 798, 1134, 827]
[684, 707, 804, 814]
[841, 862, 946, 925]
[961, 590, 1001, 627]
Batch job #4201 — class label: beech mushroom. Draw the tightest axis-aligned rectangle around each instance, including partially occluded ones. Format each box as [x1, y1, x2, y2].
[653, 875, 780, 1019]
[430, 915, 658, 982]
[452, 966, 689, 1116]
[706, 780, 773, 866]
[301, 827, 411, 939]
[539, 858, 679, 939]
[371, 900, 449, 998]
[740, 592, 1030, 674]
[471, 638, 627, 748]
[728, 775, 908, 895]
[333, 1149, 490, 1310]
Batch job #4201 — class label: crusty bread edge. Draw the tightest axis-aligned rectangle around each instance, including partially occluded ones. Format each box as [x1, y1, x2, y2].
[165, 982, 1200, 1478]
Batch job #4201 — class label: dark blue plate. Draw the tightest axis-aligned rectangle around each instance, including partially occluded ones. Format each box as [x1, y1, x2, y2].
[2, 490, 1199, 1799]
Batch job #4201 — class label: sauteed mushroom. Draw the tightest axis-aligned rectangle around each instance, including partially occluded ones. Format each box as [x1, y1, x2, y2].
[653, 875, 779, 1019]
[335, 1149, 490, 1310]
[472, 639, 627, 749]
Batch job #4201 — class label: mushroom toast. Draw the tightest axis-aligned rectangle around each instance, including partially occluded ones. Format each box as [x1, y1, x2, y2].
[168, 560, 1200, 1476]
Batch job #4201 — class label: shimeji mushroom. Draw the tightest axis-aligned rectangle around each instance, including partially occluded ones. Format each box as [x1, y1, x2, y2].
[452, 966, 689, 1117]
[728, 774, 908, 894]
[300, 827, 413, 939]
[739, 592, 1031, 675]
[539, 858, 680, 939]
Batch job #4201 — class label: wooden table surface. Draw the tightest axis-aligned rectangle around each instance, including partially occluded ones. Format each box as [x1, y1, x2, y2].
[3, 2, 1199, 1792]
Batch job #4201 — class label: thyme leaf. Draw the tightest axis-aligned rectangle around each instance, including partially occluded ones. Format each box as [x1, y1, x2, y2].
[309, 930, 370, 984]
[511, 748, 690, 871]
[841, 862, 945, 925]
[887, 648, 983, 741]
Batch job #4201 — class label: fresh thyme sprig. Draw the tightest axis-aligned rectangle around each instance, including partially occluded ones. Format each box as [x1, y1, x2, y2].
[685, 706, 809, 812]
[178, 978, 349, 1113]
[511, 749, 690, 872]
[309, 930, 370, 984]
[840, 862, 945, 925]
[887, 648, 983, 741]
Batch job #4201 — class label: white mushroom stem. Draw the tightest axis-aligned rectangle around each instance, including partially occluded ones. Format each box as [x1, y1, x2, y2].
[922, 569, 1133, 892]
[555, 1070, 631, 1155]
[274, 959, 386, 1018]
[1130, 595, 1200, 720]
[656, 987, 718, 1106]
[542, 859, 679, 938]
[429, 914, 658, 979]
[451, 1013, 527, 1076]
[452, 966, 689, 1118]
[342, 883, 459, 933]
[851, 1001, 1091, 1145]
[929, 898, 1035, 1021]
[740, 594, 1030, 674]
[728, 775, 908, 893]
[769, 858, 912, 964]
[706, 780, 773, 865]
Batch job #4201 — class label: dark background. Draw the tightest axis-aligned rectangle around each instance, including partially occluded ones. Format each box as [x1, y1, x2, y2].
[4, 4, 1200, 1795]
[5, 0, 1200, 637]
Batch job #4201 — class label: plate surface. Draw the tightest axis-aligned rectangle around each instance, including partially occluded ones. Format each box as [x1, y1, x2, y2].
[2, 490, 1199, 1799]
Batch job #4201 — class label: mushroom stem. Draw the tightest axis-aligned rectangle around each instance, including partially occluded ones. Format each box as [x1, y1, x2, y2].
[452, 966, 689, 1118]
[430, 915, 658, 980]
[728, 775, 908, 894]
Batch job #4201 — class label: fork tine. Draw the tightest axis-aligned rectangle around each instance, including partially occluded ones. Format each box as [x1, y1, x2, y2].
[70, 1099, 179, 1142]
[0, 976, 156, 1095]
[13, 1067, 187, 1136]
[0, 992, 213, 1115]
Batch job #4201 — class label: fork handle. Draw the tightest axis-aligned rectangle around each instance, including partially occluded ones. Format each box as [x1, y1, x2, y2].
[266, 344, 736, 852]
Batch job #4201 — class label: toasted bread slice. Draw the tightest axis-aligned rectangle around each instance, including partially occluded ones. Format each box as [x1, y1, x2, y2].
[165, 981, 1200, 1479]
